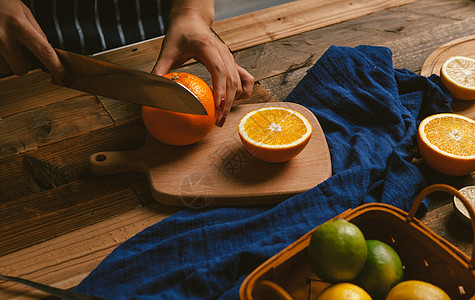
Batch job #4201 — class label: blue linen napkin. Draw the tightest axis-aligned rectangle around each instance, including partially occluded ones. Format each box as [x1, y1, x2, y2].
[75, 45, 451, 299]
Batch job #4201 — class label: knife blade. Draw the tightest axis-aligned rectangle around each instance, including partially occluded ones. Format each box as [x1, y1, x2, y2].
[41, 49, 208, 115]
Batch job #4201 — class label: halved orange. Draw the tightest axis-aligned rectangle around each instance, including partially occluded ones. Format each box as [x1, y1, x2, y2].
[417, 113, 475, 176]
[440, 56, 475, 101]
[238, 106, 313, 163]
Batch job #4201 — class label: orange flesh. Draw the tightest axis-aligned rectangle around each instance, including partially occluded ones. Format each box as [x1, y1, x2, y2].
[424, 116, 475, 157]
[445, 58, 475, 86]
[243, 110, 308, 145]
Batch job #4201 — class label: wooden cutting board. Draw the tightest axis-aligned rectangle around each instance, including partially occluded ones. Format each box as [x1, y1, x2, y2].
[89, 102, 332, 207]
[420, 35, 475, 119]
[420, 35, 475, 77]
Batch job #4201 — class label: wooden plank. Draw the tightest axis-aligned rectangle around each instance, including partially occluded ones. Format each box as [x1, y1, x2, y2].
[67, 0, 420, 83]
[0, 1, 473, 299]
[257, 0, 475, 101]
[421, 202, 474, 258]
[92, 36, 164, 72]
[96, 96, 142, 125]
[0, 81, 278, 298]
[0, 121, 146, 203]
[0, 175, 141, 256]
[0, 71, 86, 118]
[211, 0, 417, 52]
[0, 202, 179, 300]
[0, 39, 163, 119]
[0, 84, 273, 205]
[0, 95, 113, 160]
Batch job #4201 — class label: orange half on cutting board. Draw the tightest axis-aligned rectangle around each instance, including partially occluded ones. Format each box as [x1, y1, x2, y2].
[238, 106, 313, 163]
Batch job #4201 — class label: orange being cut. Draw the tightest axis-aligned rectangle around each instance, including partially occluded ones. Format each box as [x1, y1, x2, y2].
[238, 106, 313, 163]
[417, 113, 475, 176]
[142, 72, 216, 146]
[440, 56, 475, 101]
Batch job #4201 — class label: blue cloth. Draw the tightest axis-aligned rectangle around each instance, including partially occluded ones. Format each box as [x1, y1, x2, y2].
[75, 45, 451, 299]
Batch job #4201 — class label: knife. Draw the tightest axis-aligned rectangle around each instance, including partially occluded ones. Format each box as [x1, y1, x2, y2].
[33, 49, 207, 115]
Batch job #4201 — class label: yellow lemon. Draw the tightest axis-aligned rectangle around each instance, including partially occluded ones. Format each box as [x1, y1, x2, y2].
[316, 282, 372, 300]
[386, 280, 450, 300]
[440, 56, 475, 101]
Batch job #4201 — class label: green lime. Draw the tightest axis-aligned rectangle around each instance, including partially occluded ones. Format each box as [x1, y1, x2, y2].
[308, 218, 367, 282]
[353, 240, 403, 299]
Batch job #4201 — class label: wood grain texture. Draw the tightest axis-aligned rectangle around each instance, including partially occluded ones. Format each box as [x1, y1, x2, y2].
[1, 0, 475, 297]
[257, 1, 475, 101]
[0, 121, 146, 203]
[0, 95, 113, 160]
[211, 0, 417, 52]
[92, 36, 164, 72]
[0, 71, 86, 118]
[0, 202, 178, 300]
[89, 103, 331, 206]
[0, 175, 141, 256]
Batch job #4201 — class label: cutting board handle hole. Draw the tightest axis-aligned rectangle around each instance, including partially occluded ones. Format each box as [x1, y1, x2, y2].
[95, 154, 107, 162]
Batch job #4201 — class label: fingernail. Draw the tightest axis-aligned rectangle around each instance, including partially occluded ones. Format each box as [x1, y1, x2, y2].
[219, 98, 225, 111]
[217, 115, 227, 127]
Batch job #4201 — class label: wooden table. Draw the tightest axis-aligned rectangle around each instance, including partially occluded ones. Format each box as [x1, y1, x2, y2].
[1, 0, 475, 298]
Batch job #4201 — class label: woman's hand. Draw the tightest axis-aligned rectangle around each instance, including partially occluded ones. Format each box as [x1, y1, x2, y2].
[152, 0, 254, 127]
[0, 0, 70, 85]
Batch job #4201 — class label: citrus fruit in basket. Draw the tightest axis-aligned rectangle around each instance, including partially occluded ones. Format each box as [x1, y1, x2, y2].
[142, 72, 216, 146]
[308, 218, 367, 282]
[316, 282, 372, 300]
[417, 113, 475, 176]
[238, 106, 313, 163]
[440, 56, 475, 101]
[352, 240, 403, 299]
[386, 280, 450, 300]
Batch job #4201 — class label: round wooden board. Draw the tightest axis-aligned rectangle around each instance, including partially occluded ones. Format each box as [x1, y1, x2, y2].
[420, 35, 475, 77]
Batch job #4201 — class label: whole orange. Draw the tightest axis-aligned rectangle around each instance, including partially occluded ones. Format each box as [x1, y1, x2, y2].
[142, 72, 216, 146]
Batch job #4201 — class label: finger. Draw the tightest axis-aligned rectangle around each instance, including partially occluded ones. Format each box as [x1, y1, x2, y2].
[22, 3, 46, 39]
[151, 50, 176, 76]
[236, 64, 255, 99]
[220, 48, 241, 113]
[151, 38, 193, 76]
[0, 55, 12, 74]
[21, 31, 71, 86]
[194, 42, 227, 116]
[0, 41, 31, 75]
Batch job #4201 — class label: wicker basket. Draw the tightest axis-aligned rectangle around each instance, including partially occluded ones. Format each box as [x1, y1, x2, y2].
[240, 184, 475, 300]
